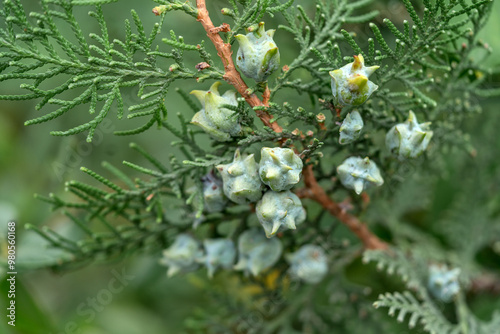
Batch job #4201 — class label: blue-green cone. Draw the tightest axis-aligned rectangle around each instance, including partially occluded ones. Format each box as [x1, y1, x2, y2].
[285, 244, 328, 284]
[339, 110, 364, 145]
[329, 54, 379, 107]
[337, 156, 384, 195]
[234, 228, 283, 276]
[159, 234, 202, 277]
[428, 264, 460, 302]
[256, 190, 306, 238]
[235, 22, 280, 82]
[216, 149, 263, 204]
[201, 172, 227, 213]
[197, 239, 236, 278]
[386, 111, 433, 160]
[191, 82, 240, 142]
[259, 147, 303, 191]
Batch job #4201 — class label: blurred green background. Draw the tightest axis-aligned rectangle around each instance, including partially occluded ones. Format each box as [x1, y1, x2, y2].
[0, 0, 499, 333]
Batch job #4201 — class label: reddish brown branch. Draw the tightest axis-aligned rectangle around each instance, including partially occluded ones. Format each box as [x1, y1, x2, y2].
[210, 23, 231, 34]
[196, 1, 387, 251]
[196, 0, 281, 133]
[302, 165, 389, 250]
[262, 84, 271, 106]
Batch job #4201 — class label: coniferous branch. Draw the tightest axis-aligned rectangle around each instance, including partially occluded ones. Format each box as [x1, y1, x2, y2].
[301, 164, 389, 250]
[196, 0, 388, 251]
[271, 0, 379, 99]
[363, 249, 428, 293]
[195, 0, 283, 133]
[9, 0, 495, 263]
[367, 247, 500, 334]
[0, 0, 222, 141]
[236, 127, 299, 146]
[152, 0, 199, 18]
[3, 1, 499, 331]
[335, 0, 495, 122]
[161, 117, 207, 156]
[26, 142, 245, 269]
[374, 291, 460, 334]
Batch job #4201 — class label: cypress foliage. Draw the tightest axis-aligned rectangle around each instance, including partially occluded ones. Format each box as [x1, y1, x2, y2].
[2, 0, 499, 332]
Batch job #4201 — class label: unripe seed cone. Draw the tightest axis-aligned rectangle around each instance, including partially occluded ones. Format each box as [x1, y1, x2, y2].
[190, 82, 240, 141]
[217, 149, 263, 204]
[234, 228, 282, 276]
[339, 110, 364, 144]
[337, 156, 384, 195]
[256, 190, 306, 238]
[259, 147, 303, 191]
[286, 244, 328, 284]
[329, 54, 379, 107]
[159, 234, 202, 277]
[235, 22, 280, 82]
[201, 172, 227, 213]
[386, 111, 433, 160]
[428, 264, 461, 302]
[196, 239, 236, 278]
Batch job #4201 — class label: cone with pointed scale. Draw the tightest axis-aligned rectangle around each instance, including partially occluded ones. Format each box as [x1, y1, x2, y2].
[428, 264, 460, 302]
[234, 228, 283, 276]
[216, 149, 263, 204]
[339, 110, 364, 145]
[196, 239, 236, 278]
[285, 245, 328, 284]
[337, 156, 384, 195]
[201, 172, 227, 213]
[159, 234, 202, 277]
[190, 82, 240, 142]
[259, 147, 303, 191]
[256, 190, 306, 238]
[329, 54, 379, 107]
[235, 22, 280, 82]
[386, 111, 433, 160]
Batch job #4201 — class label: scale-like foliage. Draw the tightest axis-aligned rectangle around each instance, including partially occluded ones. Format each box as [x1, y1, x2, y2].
[2, 0, 499, 332]
[374, 291, 460, 334]
[0, 0, 222, 141]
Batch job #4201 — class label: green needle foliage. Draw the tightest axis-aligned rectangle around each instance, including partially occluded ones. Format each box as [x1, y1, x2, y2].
[1, 0, 500, 333]
[1, 0, 222, 142]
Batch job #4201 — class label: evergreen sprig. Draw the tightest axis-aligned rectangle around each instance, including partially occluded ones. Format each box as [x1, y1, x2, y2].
[0, 0, 222, 141]
[26, 141, 243, 270]
[2, 0, 499, 332]
[373, 291, 460, 334]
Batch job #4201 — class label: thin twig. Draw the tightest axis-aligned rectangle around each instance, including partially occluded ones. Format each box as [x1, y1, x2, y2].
[196, 0, 388, 250]
[196, 0, 281, 133]
[302, 165, 389, 250]
[263, 83, 271, 106]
